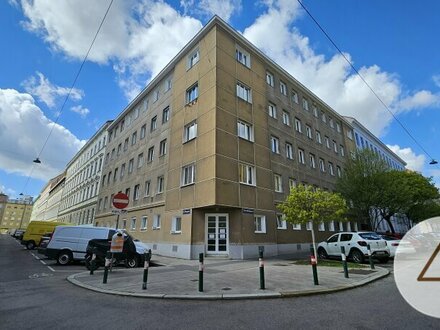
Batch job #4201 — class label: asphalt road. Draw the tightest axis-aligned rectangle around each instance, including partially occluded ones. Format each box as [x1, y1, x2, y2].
[0, 234, 438, 330]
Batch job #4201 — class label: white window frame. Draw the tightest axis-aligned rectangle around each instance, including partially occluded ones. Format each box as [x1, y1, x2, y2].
[237, 82, 252, 103]
[306, 125, 312, 139]
[144, 180, 151, 197]
[282, 111, 290, 126]
[268, 103, 277, 118]
[291, 90, 299, 104]
[325, 136, 330, 149]
[183, 121, 197, 143]
[329, 162, 335, 176]
[237, 120, 253, 141]
[141, 216, 148, 231]
[159, 139, 167, 156]
[130, 217, 136, 231]
[186, 83, 199, 104]
[187, 48, 200, 69]
[289, 178, 297, 190]
[134, 184, 140, 200]
[181, 163, 196, 186]
[285, 143, 293, 160]
[254, 215, 266, 233]
[274, 174, 283, 192]
[336, 166, 342, 178]
[340, 145, 345, 157]
[153, 214, 161, 230]
[295, 118, 302, 133]
[236, 46, 251, 68]
[157, 176, 164, 194]
[302, 98, 309, 111]
[319, 158, 325, 172]
[266, 71, 274, 87]
[333, 141, 338, 153]
[271, 136, 280, 154]
[171, 216, 182, 234]
[276, 214, 287, 230]
[306, 221, 313, 231]
[316, 130, 322, 144]
[292, 223, 301, 230]
[313, 106, 318, 117]
[239, 163, 256, 186]
[309, 153, 316, 169]
[318, 222, 325, 232]
[280, 81, 287, 96]
[147, 146, 154, 163]
[298, 148, 305, 164]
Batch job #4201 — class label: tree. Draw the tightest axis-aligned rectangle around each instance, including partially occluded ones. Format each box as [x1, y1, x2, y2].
[406, 200, 440, 224]
[278, 185, 348, 261]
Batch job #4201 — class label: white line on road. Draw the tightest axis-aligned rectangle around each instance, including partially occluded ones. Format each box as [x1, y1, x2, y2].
[40, 260, 46, 265]
[30, 252, 35, 257]
[47, 266, 55, 272]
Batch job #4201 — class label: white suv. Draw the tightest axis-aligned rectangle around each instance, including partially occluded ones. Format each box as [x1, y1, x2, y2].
[317, 232, 390, 263]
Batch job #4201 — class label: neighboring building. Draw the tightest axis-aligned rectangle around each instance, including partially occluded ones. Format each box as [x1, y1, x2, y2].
[30, 173, 65, 221]
[95, 16, 359, 259]
[58, 121, 111, 224]
[344, 116, 408, 233]
[0, 194, 33, 232]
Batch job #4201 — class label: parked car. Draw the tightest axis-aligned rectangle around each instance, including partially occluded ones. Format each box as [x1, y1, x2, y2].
[317, 232, 390, 263]
[13, 229, 25, 240]
[21, 220, 67, 250]
[37, 232, 53, 255]
[379, 235, 400, 257]
[45, 226, 116, 265]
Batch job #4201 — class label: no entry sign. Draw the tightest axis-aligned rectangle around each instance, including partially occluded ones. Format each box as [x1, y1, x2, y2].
[112, 192, 129, 209]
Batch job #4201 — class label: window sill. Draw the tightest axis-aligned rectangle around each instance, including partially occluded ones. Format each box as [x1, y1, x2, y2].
[181, 182, 195, 188]
[183, 137, 196, 144]
[239, 182, 256, 187]
[293, 228, 301, 231]
[277, 227, 287, 230]
[152, 227, 161, 230]
[140, 228, 147, 232]
[171, 231, 182, 235]
[254, 231, 266, 234]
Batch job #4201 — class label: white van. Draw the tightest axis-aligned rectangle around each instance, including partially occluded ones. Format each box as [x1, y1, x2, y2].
[45, 226, 116, 265]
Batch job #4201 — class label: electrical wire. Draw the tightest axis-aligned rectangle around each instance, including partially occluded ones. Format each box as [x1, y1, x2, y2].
[19, 0, 114, 195]
[296, 0, 437, 164]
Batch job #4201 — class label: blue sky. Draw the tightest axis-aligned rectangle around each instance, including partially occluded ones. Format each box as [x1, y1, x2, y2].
[1, 0, 439, 200]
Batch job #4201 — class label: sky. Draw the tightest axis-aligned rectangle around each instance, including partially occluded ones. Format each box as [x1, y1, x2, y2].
[1, 0, 439, 200]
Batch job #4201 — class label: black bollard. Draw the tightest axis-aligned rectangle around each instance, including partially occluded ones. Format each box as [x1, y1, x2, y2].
[198, 253, 204, 292]
[259, 248, 265, 290]
[142, 249, 152, 290]
[310, 244, 319, 285]
[103, 251, 112, 284]
[367, 244, 375, 270]
[341, 246, 349, 278]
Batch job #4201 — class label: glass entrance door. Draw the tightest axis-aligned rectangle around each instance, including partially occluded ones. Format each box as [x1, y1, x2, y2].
[205, 214, 229, 255]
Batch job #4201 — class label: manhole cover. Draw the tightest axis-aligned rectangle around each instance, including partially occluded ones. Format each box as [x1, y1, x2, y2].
[346, 269, 376, 275]
[222, 287, 231, 291]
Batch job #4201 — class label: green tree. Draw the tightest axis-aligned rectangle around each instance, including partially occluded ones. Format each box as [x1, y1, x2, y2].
[278, 185, 348, 260]
[406, 200, 440, 224]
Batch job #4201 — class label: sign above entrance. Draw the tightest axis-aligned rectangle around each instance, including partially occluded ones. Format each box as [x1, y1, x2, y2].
[183, 208, 191, 215]
[242, 208, 254, 214]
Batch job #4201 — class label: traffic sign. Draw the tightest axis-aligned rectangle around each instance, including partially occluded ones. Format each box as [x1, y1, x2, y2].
[112, 192, 129, 209]
[111, 209, 128, 215]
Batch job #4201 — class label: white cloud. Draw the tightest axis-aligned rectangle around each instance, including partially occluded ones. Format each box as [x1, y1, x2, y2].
[0, 183, 16, 196]
[22, 71, 83, 108]
[180, 0, 241, 22]
[387, 145, 426, 172]
[0, 88, 86, 182]
[70, 105, 90, 118]
[243, 1, 439, 136]
[18, 0, 202, 100]
[433, 75, 440, 88]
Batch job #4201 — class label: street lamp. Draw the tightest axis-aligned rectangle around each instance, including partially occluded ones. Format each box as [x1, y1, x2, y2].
[33, 158, 41, 164]
[429, 159, 438, 165]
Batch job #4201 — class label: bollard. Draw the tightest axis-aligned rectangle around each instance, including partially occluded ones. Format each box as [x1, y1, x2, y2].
[310, 244, 319, 285]
[259, 248, 265, 290]
[367, 244, 375, 270]
[341, 246, 349, 278]
[142, 249, 152, 290]
[103, 251, 112, 284]
[89, 248, 97, 275]
[198, 253, 204, 292]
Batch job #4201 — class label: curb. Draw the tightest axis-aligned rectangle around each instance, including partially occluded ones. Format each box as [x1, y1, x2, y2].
[67, 268, 389, 300]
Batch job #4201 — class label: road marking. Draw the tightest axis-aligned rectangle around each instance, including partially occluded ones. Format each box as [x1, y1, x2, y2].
[40, 260, 47, 265]
[47, 266, 55, 272]
[30, 252, 35, 257]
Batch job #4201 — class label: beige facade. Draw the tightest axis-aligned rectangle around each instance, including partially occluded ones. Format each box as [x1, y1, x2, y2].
[58, 121, 111, 224]
[94, 17, 362, 259]
[0, 195, 34, 231]
[30, 172, 65, 222]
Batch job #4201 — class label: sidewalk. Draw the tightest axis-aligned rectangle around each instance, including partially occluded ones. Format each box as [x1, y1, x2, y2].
[67, 255, 389, 300]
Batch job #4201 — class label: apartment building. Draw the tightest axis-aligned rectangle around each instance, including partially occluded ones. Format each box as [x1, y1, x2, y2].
[94, 16, 361, 259]
[58, 121, 111, 224]
[0, 194, 33, 231]
[30, 172, 65, 221]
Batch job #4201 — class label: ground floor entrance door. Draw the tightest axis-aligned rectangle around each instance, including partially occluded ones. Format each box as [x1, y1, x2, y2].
[205, 214, 229, 255]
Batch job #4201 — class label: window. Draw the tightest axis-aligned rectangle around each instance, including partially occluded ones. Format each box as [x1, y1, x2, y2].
[282, 111, 290, 126]
[274, 174, 283, 192]
[181, 164, 195, 186]
[147, 147, 154, 162]
[137, 153, 144, 168]
[150, 116, 157, 132]
[120, 163, 125, 179]
[347, 130, 353, 140]
[321, 112, 327, 123]
[171, 216, 182, 234]
[153, 90, 159, 103]
[131, 131, 137, 145]
[319, 158, 325, 172]
[236, 46, 250, 68]
[292, 223, 301, 230]
[294, 118, 302, 133]
[134, 184, 140, 200]
[306, 125, 312, 139]
[237, 121, 253, 141]
[186, 84, 198, 103]
[107, 172, 111, 185]
[236, 82, 252, 102]
[266, 72, 274, 87]
[184, 121, 197, 142]
[239, 163, 256, 185]
[316, 130, 322, 144]
[333, 140, 338, 153]
[268, 103, 277, 118]
[162, 106, 170, 123]
[341, 233, 352, 241]
[336, 122, 341, 133]
[318, 222, 325, 231]
[302, 98, 309, 111]
[291, 90, 299, 104]
[280, 81, 287, 95]
[144, 180, 151, 197]
[328, 162, 335, 176]
[159, 139, 167, 156]
[141, 216, 147, 231]
[309, 153, 316, 169]
[165, 78, 172, 91]
[329, 117, 334, 128]
[125, 188, 131, 200]
[276, 214, 287, 229]
[117, 143, 122, 156]
[140, 124, 146, 139]
[325, 136, 330, 149]
[298, 148, 305, 164]
[188, 49, 199, 68]
[124, 138, 129, 151]
[313, 106, 318, 117]
[336, 166, 342, 178]
[306, 221, 313, 231]
[153, 214, 161, 229]
[103, 196, 108, 209]
[340, 145, 345, 157]
[254, 215, 266, 233]
[102, 175, 106, 187]
[157, 176, 164, 193]
[270, 136, 280, 154]
[289, 178, 297, 189]
[285, 142, 293, 160]
[128, 158, 134, 173]
[130, 217, 136, 231]
[113, 168, 118, 182]
[329, 221, 335, 232]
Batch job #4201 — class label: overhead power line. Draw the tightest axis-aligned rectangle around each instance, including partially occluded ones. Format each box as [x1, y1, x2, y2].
[296, 0, 437, 165]
[20, 0, 114, 195]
